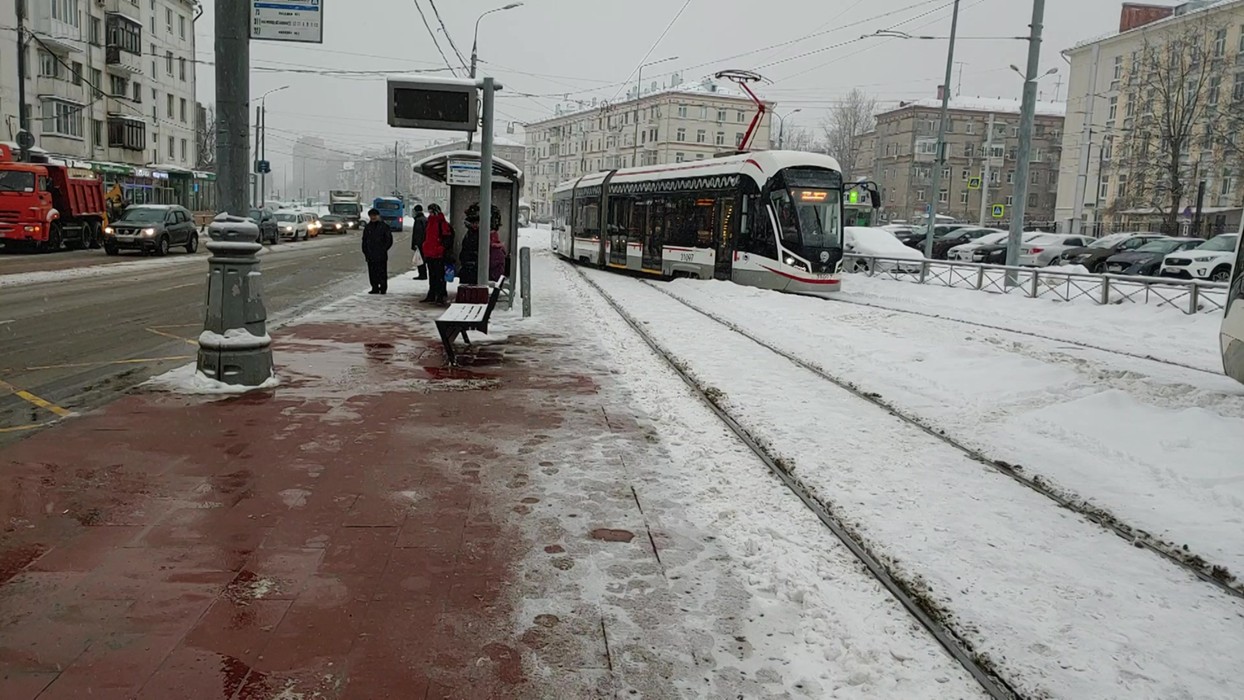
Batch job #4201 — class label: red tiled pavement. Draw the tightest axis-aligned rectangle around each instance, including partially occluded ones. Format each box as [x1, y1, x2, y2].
[0, 302, 601, 699]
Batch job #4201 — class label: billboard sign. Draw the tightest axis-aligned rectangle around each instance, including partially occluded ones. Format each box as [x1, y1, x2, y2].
[447, 159, 481, 187]
[250, 1, 324, 44]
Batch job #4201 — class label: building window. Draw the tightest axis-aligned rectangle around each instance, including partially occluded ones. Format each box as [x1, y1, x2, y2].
[1215, 28, 1228, 58]
[169, 136, 176, 159]
[1235, 72, 1244, 101]
[1005, 194, 1014, 206]
[1028, 193, 1038, 207]
[960, 190, 970, 204]
[106, 14, 142, 55]
[941, 167, 951, 180]
[166, 8, 173, 32]
[39, 51, 61, 79]
[1117, 173, 1129, 200]
[700, 106, 708, 119]
[677, 104, 687, 118]
[90, 17, 102, 45]
[180, 98, 187, 123]
[961, 168, 970, 181]
[165, 51, 173, 75]
[965, 121, 974, 134]
[92, 119, 103, 146]
[916, 189, 927, 202]
[41, 99, 84, 138]
[1210, 75, 1222, 106]
[1221, 169, 1234, 196]
[963, 142, 973, 157]
[109, 74, 128, 97]
[167, 94, 174, 118]
[938, 190, 949, 203]
[714, 109, 725, 122]
[676, 127, 686, 142]
[916, 139, 938, 156]
[179, 14, 187, 39]
[1107, 96, 1118, 123]
[108, 117, 145, 151]
[1099, 176, 1110, 200]
[716, 131, 725, 146]
[180, 138, 188, 162]
[675, 152, 685, 163]
[90, 67, 101, 90]
[133, 81, 142, 102]
[696, 129, 706, 143]
[1113, 54, 1123, 83]
[179, 57, 187, 81]
[71, 61, 83, 85]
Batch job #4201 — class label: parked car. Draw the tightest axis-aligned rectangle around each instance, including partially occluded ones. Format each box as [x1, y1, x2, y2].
[844, 226, 926, 273]
[274, 211, 314, 241]
[931, 227, 1006, 260]
[1058, 232, 1166, 273]
[301, 211, 322, 238]
[1017, 234, 1093, 267]
[1160, 233, 1240, 282]
[247, 207, 280, 245]
[898, 223, 970, 252]
[1103, 237, 1202, 277]
[318, 213, 350, 234]
[103, 204, 199, 256]
[969, 232, 1043, 265]
[948, 231, 1010, 261]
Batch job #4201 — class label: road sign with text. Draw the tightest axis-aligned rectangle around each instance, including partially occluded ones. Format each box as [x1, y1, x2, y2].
[250, 0, 324, 44]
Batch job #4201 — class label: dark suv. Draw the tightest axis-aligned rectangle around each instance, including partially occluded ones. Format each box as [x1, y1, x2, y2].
[103, 205, 199, 256]
[248, 207, 281, 245]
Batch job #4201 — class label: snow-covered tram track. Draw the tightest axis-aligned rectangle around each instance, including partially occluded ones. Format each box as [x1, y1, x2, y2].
[644, 281, 1242, 601]
[570, 267, 1018, 700]
[572, 264, 1244, 700]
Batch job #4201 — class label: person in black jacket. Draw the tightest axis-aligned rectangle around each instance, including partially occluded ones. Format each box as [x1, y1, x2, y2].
[361, 208, 394, 294]
[410, 204, 428, 280]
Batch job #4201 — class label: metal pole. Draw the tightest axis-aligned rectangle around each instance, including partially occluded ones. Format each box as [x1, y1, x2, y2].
[1006, 0, 1046, 275]
[15, 0, 30, 163]
[253, 105, 261, 207]
[520, 246, 532, 317]
[778, 115, 785, 149]
[216, 0, 250, 216]
[259, 105, 267, 208]
[979, 113, 995, 226]
[633, 65, 643, 167]
[1193, 179, 1206, 236]
[1070, 44, 1100, 236]
[394, 141, 399, 192]
[924, 0, 961, 259]
[478, 77, 496, 287]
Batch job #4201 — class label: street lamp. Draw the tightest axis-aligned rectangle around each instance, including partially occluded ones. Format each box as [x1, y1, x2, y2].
[254, 85, 290, 208]
[466, 3, 523, 149]
[633, 56, 678, 167]
[776, 108, 802, 150]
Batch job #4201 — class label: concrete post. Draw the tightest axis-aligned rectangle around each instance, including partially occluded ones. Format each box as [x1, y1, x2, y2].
[215, 0, 250, 216]
[520, 246, 532, 318]
[197, 215, 274, 387]
[924, 0, 962, 259]
[478, 77, 496, 287]
[1006, 0, 1047, 282]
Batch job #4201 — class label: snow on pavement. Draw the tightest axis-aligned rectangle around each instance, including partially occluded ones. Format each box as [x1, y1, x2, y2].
[584, 267, 1244, 699]
[660, 278, 1244, 582]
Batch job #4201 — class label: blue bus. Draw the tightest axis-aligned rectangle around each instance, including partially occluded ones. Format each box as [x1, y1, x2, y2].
[373, 196, 404, 232]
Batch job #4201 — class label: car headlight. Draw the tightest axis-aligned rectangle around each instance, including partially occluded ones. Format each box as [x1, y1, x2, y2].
[104, 226, 114, 235]
[143, 228, 155, 236]
[335, 223, 342, 229]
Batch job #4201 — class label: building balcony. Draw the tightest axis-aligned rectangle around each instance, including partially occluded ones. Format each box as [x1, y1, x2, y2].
[106, 46, 143, 75]
[35, 77, 88, 104]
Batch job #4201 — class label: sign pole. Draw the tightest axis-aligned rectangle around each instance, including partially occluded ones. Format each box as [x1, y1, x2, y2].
[979, 112, 995, 227]
[217, 0, 250, 216]
[478, 77, 495, 287]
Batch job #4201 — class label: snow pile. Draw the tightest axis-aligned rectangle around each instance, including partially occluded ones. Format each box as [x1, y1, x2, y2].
[145, 363, 280, 395]
[1039, 263, 1092, 275]
[198, 328, 272, 350]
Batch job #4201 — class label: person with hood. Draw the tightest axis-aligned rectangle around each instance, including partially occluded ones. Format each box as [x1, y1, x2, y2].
[489, 229, 507, 283]
[410, 204, 428, 280]
[361, 208, 394, 294]
[459, 203, 483, 284]
[422, 203, 452, 304]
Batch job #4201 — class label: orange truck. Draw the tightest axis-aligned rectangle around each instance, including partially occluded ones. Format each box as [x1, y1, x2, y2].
[0, 144, 107, 252]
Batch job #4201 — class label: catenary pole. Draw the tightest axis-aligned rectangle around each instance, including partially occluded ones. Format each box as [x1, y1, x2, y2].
[979, 113, 995, 226]
[923, 0, 961, 259]
[15, 0, 30, 162]
[1005, 0, 1046, 274]
[216, 0, 250, 216]
[478, 77, 496, 286]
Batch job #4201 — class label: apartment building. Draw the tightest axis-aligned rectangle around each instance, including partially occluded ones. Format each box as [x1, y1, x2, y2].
[1056, 0, 1244, 236]
[0, 0, 205, 207]
[524, 78, 774, 216]
[863, 94, 1066, 226]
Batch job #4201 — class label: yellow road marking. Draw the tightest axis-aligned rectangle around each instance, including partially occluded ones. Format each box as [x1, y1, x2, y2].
[24, 355, 193, 372]
[0, 422, 56, 434]
[0, 378, 72, 418]
[147, 327, 199, 346]
[149, 323, 201, 330]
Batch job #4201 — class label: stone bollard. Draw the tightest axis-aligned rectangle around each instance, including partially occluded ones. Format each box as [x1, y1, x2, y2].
[197, 213, 274, 387]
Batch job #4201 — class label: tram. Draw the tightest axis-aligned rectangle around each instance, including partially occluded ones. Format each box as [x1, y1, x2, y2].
[551, 151, 878, 296]
[1221, 235, 1244, 385]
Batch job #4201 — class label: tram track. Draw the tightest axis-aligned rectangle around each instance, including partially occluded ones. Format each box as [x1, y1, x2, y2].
[641, 279, 1242, 601]
[822, 293, 1221, 376]
[568, 264, 1019, 700]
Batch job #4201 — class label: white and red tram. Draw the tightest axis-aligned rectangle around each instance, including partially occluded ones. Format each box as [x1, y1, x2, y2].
[551, 151, 877, 297]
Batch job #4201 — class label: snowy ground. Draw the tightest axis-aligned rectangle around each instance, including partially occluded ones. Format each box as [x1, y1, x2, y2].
[579, 264, 1244, 699]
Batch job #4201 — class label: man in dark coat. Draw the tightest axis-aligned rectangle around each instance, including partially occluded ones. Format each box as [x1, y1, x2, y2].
[361, 208, 394, 294]
[410, 204, 428, 280]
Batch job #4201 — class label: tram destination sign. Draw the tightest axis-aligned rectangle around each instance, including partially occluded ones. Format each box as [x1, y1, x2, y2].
[387, 77, 479, 132]
[250, 0, 324, 44]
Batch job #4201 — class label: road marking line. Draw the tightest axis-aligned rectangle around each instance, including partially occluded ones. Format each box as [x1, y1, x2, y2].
[157, 282, 200, 292]
[0, 378, 72, 418]
[0, 422, 56, 434]
[25, 355, 194, 371]
[150, 323, 201, 329]
[147, 327, 199, 346]
[0, 320, 13, 326]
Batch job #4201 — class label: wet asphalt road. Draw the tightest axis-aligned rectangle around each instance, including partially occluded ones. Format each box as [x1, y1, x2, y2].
[0, 230, 413, 446]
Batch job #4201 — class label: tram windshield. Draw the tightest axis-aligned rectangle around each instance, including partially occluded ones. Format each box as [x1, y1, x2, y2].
[774, 188, 842, 249]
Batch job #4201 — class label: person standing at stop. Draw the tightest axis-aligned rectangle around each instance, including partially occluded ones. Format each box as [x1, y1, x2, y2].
[361, 208, 393, 295]
[422, 203, 452, 304]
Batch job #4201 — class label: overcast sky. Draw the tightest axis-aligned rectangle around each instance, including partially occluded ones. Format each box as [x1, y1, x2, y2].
[197, 0, 1128, 171]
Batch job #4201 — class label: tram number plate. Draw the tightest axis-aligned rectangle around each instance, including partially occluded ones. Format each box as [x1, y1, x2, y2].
[678, 253, 696, 262]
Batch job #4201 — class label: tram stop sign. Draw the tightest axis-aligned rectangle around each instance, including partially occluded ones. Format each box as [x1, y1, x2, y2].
[968, 176, 982, 190]
[992, 204, 1006, 219]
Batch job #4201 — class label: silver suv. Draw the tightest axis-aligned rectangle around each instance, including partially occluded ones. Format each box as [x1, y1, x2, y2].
[103, 205, 199, 256]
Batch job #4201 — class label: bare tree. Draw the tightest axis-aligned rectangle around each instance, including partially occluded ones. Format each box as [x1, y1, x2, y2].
[1113, 16, 1219, 233]
[820, 89, 877, 178]
[781, 124, 820, 153]
[196, 104, 217, 170]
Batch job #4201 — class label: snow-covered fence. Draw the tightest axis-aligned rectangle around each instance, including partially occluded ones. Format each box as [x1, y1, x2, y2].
[842, 254, 1229, 316]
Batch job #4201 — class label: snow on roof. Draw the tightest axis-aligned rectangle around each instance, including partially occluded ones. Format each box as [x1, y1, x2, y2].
[885, 97, 1066, 118]
[1069, 0, 1244, 52]
[531, 78, 764, 126]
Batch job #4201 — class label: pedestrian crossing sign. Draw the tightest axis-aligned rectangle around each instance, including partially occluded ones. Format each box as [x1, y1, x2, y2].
[968, 176, 982, 190]
[991, 204, 1006, 219]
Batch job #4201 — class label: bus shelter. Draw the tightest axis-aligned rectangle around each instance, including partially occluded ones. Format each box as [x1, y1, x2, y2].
[412, 151, 523, 307]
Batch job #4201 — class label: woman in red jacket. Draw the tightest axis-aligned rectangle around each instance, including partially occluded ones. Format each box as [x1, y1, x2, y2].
[422, 203, 453, 304]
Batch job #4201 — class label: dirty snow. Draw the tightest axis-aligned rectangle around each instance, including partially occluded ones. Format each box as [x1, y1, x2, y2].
[584, 267, 1244, 699]
[198, 328, 272, 349]
[145, 363, 280, 394]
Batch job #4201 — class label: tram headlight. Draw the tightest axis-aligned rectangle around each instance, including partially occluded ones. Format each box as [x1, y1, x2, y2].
[783, 256, 810, 272]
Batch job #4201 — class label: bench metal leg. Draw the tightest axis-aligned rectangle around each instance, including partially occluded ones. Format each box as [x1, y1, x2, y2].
[437, 324, 460, 366]
[461, 331, 471, 346]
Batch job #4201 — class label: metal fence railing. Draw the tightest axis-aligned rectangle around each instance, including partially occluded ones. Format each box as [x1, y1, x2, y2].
[842, 254, 1229, 316]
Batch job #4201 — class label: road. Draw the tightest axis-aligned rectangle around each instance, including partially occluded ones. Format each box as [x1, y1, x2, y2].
[0, 230, 413, 446]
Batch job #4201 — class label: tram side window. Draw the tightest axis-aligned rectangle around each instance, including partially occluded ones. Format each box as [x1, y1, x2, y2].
[633, 198, 654, 243]
[741, 194, 778, 259]
[772, 190, 800, 247]
[578, 199, 600, 236]
[553, 197, 569, 230]
[607, 195, 633, 236]
[664, 194, 696, 248]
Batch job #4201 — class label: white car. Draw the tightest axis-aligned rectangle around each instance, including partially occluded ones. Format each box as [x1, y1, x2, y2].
[844, 226, 926, 273]
[1017, 233, 1094, 267]
[1160, 233, 1239, 282]
[273, 211, 315, 241]
[948, 231, 1010, 261]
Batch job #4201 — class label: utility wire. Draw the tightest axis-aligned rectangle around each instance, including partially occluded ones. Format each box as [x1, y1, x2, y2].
[426, 0, 469, 71]
[609, 0, 694, 102]
[411, 0, 457, 75]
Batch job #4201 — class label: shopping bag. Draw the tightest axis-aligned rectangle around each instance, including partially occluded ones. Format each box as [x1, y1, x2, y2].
[412, 249, 424, 267]
[445, 263, 456, 283]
